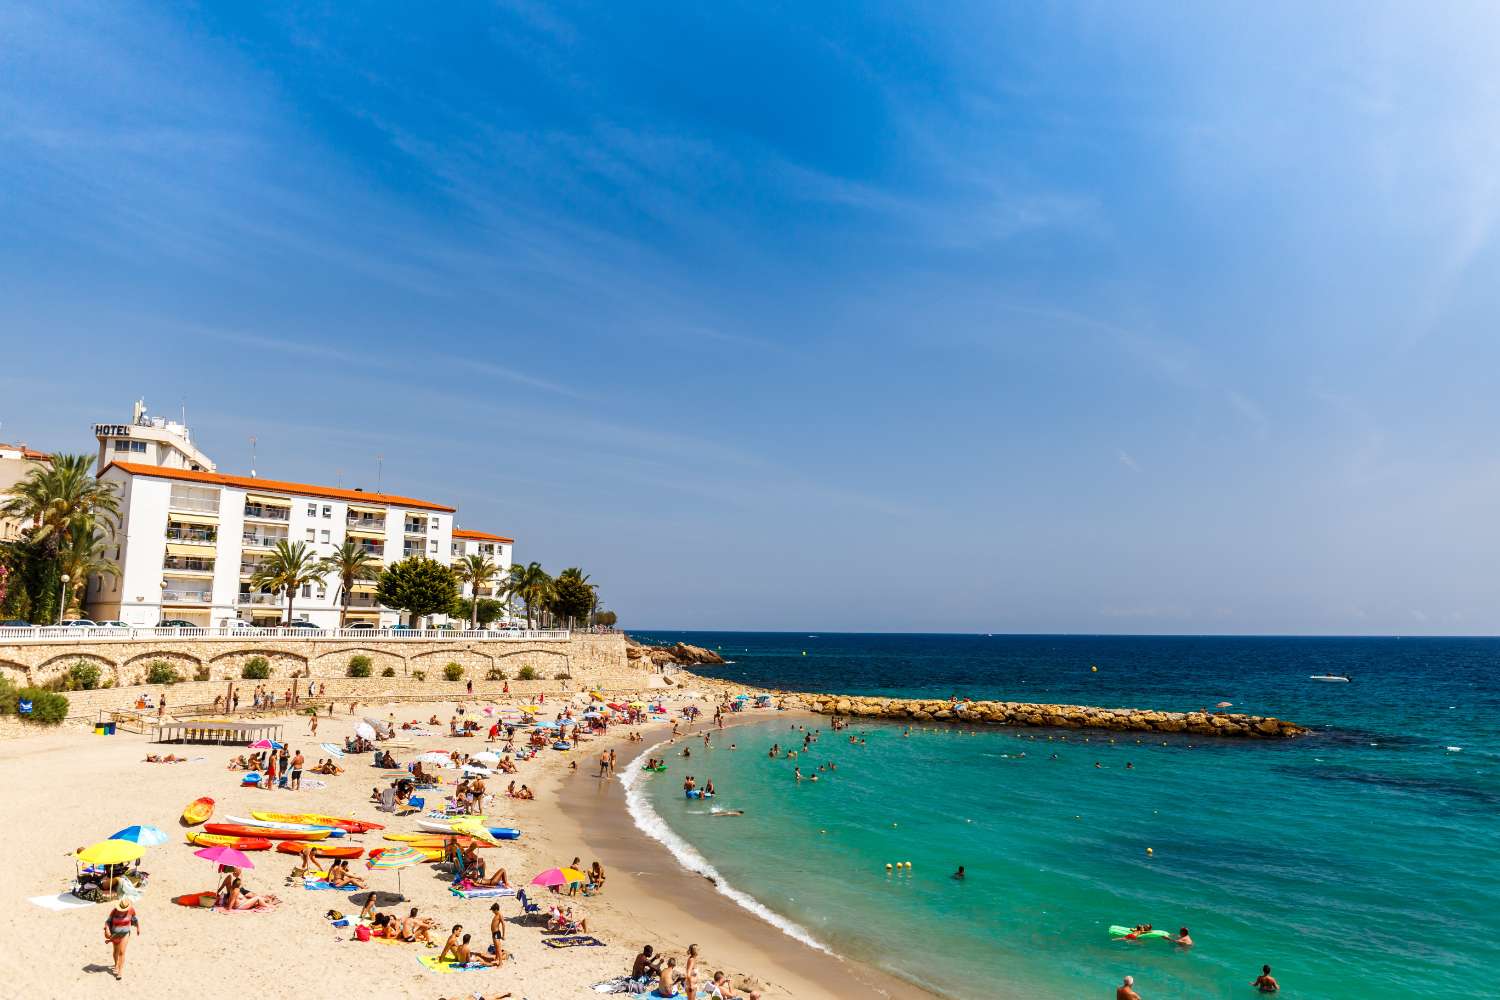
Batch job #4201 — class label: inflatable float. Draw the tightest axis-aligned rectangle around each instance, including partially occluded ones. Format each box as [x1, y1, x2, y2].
[1109, 925, 1171, 941]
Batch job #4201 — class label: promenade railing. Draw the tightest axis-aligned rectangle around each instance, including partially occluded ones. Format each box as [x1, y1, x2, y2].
[0, 625, 573, 643]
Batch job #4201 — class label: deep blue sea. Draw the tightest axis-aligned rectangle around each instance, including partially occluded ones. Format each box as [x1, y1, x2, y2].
[624, 633, 1500, 999]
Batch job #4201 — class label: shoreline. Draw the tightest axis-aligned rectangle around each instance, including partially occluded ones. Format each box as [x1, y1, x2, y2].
[544, 708, 949, 1000]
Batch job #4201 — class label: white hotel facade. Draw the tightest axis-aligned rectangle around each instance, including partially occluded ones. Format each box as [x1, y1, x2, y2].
[84, 407, 513, 628]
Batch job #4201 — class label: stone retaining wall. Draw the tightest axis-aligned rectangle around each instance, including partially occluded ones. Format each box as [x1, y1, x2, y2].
[794, 693, 1307, 738]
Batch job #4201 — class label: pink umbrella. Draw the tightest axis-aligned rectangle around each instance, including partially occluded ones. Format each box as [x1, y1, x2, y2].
[249, 739, 283, 749]
[530, 867, 567, 887]
[194, 845, 254, 869]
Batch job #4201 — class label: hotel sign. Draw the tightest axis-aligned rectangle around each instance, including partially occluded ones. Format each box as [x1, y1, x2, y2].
[94, 424, 132, 436]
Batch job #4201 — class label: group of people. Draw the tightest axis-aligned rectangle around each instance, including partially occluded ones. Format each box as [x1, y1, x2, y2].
[1117, 964, 1278, 998]
[628, 943, 758, 1000]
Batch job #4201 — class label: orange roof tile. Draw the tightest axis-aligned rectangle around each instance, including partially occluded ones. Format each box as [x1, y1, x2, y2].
[102, 461, 456, 512]
[454, 528, 514, 543]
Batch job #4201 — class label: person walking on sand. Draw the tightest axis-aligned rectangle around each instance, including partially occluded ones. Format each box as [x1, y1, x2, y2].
[103, 898, 139, 980]
[308, 714, 318, 736]
[1116, 974, 1141, 1000]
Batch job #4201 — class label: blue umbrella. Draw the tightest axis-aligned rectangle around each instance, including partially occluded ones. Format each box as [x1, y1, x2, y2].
[533, 720, 561, 729]
[735, 695, 750, 700]
[108, 824, 169, 846]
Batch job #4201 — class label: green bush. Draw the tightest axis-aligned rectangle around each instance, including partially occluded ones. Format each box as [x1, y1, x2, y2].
[381, 666, 396, 677]
[69, 661, 102, 690]
[485, 667, 506, 681]
[145, 661, 180, 685]
[16, 687, 69, 725]
[241, 656, 270, 680]
[413, 670, 426, 682]
[193, 664, 211, 681]
[517, 666, 538, 681]
[443, 662, 464, 681]
[553, 671, 570, 680]
[347, 655, 372, 678]
[0, 675, 16, 714]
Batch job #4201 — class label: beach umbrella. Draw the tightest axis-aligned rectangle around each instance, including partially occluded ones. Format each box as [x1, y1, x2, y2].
[366, 846, 424, 894]
[319, 742, 346, 757]
[193, 845, 254, 869]
[107, 824, 168, 847]
[735, 694, 750, 700]
[77, 840, 146, 866]
[1215, 701, 1233, 709]
[607, 702, 626, 710]
[530, 867, 568, 887]
[419, 751, 454, 765]
[354, 721, 376, 740]
[451, 819, 503, 846]
[521, 704, 542, 713]
[581, 711, 602, 719]
[473, 751, 500, 764]
[249, 739, 284, 750]
[628, 701, 646, 708]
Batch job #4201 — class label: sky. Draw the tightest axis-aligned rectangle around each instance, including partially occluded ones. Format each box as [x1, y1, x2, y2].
[4, 2, 1500, 634]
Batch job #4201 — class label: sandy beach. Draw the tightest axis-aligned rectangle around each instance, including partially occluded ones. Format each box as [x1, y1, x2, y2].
[0, 690, 937, 1000]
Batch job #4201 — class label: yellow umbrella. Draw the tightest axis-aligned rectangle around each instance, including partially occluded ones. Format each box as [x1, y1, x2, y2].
[451, 819, 503, 846]
[522, 705, 542, 713]
[560, 866, 588, 884]
[628, 701, 646, 708]
[76, 840, 146, 865]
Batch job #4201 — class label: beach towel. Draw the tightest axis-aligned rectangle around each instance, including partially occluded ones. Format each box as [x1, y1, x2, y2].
[29, 892, 97, 911]
[542, 934, 605, 949]
[303, 880, 358, 891]
[449, 886, 515, 899]
[416, 955, 494, 973]
[300, 778, 328, 790]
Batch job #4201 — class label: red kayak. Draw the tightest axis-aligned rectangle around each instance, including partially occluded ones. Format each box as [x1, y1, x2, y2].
[275, 841, 364, 859]
[187, 833, 272, 851]
[204, 823, 328, 841]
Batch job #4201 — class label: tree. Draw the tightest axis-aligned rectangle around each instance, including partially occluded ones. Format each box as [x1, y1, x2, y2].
[548, 569, 596, 629]
[325, 540, 382, 628]
[57, 517, 120, 617]
[455, 553, 499, 629]
[506, 561, 552, 629]
[0, 453, 120, 546]
[376, 556, 459, 628]
[452, 596, 506, 628]
[595, 609, 618, 628]
[248, 540, 328, 624]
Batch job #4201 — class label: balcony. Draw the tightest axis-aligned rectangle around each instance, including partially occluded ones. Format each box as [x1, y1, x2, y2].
[167, 495, 219, 514]
[163, 556, 215, 575]
[346, 594, 385, 609]
[403, 519, 428, 535]
[402, 545, 427, 559]
[347, 514, 386, 531]
[243, 503, 291, 522]
[162, 588, 213, 604]
[166, 528, 217, 544]
[238, 592, 280, 606]
[352, 542, 384, 557]
[242, 532, 289, 549]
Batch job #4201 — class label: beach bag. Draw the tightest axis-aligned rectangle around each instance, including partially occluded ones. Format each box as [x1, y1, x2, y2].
[355, 924, 372, 942]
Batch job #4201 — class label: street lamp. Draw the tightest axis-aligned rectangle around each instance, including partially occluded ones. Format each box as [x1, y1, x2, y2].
[57, 573, 70, 624]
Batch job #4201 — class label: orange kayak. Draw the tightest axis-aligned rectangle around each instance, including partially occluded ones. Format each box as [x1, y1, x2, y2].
[204, 823, 328, 841]
[181, 797, 214, 826]
[187, 832, 271, 851]
[275, 841, 364, 859]
[174, 892, 216, 908]
[251, 811, 384, 833]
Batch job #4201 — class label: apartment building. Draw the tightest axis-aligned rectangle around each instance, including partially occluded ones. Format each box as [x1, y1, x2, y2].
[452, 528, 515, 607]
[87, 462, 456, 627]
[0, 442, 51, 542]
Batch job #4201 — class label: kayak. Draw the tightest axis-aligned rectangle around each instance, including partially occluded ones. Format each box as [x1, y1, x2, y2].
[187, 833, 272, 850]
[1309, 675, 1351, 683]
[224, 815, 346, 837]
[251, 811, 383, 833]
[417, 819, 521, 839]
[173, 892, 217, 908]
[181, 797, 214, 826]
[204, 823, 328, 841]
[275, 841, 364, 859]
[383, 833, 497, 848]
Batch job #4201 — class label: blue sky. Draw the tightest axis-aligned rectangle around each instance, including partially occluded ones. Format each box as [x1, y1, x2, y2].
[4, 2, 1500, 633]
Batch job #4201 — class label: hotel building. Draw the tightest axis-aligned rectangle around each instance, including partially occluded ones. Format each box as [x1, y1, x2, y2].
[72, 402, 518, 628]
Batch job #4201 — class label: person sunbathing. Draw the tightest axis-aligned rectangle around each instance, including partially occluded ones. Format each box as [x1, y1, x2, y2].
[224, 878, 277, 911]
[547, 906, 588, 934]
[516, 785, 534, 800]
[438, 924, 464, 962]
[399, 906, 437, 944]
[226, 755, 250, 770]
[474, 866, 510, 889]
[326, 860, 366, 889]
[453, 932, 501, 967]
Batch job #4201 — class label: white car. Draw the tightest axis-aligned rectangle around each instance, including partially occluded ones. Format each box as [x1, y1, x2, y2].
[96, 620, 131, 629]
[58, 619, 98, 628]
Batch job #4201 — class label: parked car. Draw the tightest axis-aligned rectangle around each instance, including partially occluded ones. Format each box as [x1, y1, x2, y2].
[0, 619, 31, 627]
[227, 619, 261, 632]
[158, 619, 198, 628]
[284, 620, 320, 630]
[96, 620, 131, 629]
[59, 619, 98, 628]
[344, 621, 377, 630]
[389, 623, 415, 632]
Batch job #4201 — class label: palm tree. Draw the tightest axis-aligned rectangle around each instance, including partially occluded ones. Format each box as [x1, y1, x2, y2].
[507, 561, 552, 629]
[249, 540, 328, 625]
[0, 453, 120, 544]
[325, 540, 382, 628]
[457, 553, 499, 629]
[57, 516, 120, 617]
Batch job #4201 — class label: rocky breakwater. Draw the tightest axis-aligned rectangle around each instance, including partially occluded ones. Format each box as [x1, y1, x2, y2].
[625, 636, 725, 668]
[799, 694, 1308, 739]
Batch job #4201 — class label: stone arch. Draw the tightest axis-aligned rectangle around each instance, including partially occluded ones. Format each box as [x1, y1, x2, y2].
[407, 648, 495, 681]
[491, 647, 569, 679]
[122, 649, 204, 685]
[310, 646, 405, 678]
[0, 658, 34, 687]
[35, 651, 120, 688]
[209, 648, 309, 681]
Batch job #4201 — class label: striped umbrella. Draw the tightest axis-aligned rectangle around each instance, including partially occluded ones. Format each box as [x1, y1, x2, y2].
[319, 742, 346, 758]
[366, 846, 425, 894]
[108, 824, 169, 846]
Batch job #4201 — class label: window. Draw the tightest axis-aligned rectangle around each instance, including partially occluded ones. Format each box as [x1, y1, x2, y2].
[430, 516, 439, 527]
[307, 503, 317, 517]
[301, 584, 312, 598]
[428, 540, 438, 553]
[113, 439, 131, 452]
[320, 530, 331, 543]
[305, 529, 316, 542]
[322, 505, 332, 519]
[131, 441, 147, 453]
[316, 584, 327, 599]
[169, 483, 219, 513]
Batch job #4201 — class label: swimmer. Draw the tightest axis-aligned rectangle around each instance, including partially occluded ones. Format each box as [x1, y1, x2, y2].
[1251, 965, 1279, 993]
[1116, 975, 1141, 1000]
[1174, 927, 1193, 947]
[952, 866, 965, 880]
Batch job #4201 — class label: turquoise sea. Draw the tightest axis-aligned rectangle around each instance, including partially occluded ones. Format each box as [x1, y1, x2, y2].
[624, 633, 1500, 999]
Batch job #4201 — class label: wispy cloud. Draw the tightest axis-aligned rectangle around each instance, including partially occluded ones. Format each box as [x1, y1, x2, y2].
[1116, 449, 1140, 473]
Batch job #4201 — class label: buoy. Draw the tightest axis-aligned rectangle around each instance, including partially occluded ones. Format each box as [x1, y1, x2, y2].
[885, 863, 893, 871]
[802, 651, 807, 656]
[904, 861, 912, 869]
[1146, 848, 1154, 856]
[1091, 665, 1097, 672]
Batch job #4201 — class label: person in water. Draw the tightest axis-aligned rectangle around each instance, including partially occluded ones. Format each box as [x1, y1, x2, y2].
[1174, 927, 1193, 947]
[952, 866, 965, 880]
[1116, 975, 1141, 1000]
[1252, 965, 1280, 992]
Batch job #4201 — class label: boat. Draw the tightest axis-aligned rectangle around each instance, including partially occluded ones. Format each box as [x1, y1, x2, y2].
[1309, 674, 1352, 683]
[250, 811, 383, 833]
[275, 841, 363, 859]
[181, 797, 214, 826]
[204, 823, 328, 841]
[225, 815, 346, 837]
[186, 832, 271, 850]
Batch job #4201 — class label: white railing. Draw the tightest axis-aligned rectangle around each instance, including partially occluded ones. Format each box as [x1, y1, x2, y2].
[161, 589, 213, 603]
[238, 593, 280, 605]
[242, 534, 288, 548]
[0, 626, 572, 642]
[168, 496, 220, 514]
